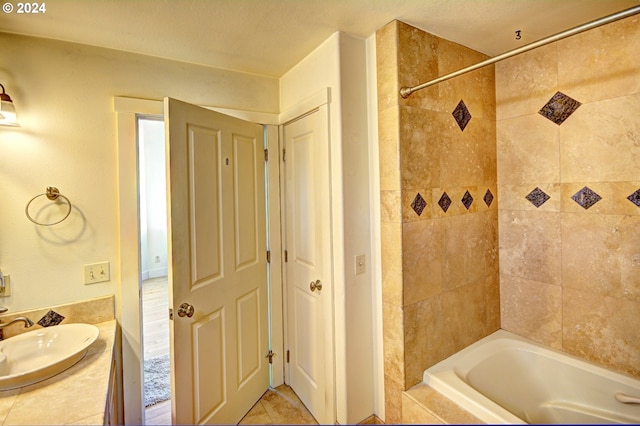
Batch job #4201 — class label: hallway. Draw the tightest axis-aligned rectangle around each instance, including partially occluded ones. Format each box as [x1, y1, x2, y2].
[142, 277, 318, 425]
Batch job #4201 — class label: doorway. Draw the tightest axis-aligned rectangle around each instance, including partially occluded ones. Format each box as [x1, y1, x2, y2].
[137, 117, 171, 425]
[118, 98, 329, 424]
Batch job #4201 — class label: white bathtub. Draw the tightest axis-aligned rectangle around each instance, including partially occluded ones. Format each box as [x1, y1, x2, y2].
[423, 330, 640, 424]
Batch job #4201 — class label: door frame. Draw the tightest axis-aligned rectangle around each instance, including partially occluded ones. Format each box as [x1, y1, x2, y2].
[115, 96, 283, 424]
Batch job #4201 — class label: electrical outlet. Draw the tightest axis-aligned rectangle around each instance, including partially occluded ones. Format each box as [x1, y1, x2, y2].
[0, 274, 11, 297]
[84, 261, 110, 284]
[355, 254, 366, 275]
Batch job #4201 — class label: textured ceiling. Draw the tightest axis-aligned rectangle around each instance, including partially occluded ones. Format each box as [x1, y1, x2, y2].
[0, 0, 638, 77]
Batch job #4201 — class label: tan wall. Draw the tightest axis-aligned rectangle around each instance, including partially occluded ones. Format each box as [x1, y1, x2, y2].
[376, 21, 499, 423]
[497, 14, 640, 378]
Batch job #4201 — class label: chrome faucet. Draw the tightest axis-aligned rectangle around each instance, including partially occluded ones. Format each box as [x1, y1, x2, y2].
[0, 317, 35, 329]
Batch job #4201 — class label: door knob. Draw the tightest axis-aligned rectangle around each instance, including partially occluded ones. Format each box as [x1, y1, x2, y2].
[177, 302, 195, 318]
[309, 280, 322, 292]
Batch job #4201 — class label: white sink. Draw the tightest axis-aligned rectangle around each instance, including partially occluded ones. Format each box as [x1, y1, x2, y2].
[0, 323, 99, 390]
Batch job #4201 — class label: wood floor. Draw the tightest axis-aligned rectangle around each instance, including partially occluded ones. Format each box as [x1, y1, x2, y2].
[142, 277, 171, 425]
[141, 277, 317, 425]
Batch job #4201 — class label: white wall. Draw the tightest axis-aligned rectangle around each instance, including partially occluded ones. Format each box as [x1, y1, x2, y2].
[280, 32, 377, 424]
[0, 32, 278, 313]
[138, 118, 168, 280]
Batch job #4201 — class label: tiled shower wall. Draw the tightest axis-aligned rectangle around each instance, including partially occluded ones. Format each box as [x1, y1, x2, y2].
[376, 21, 499, 423]
[497, 14, 640, 378]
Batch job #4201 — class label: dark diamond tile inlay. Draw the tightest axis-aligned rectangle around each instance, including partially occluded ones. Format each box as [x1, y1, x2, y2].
[484, 189, 494, 207]
[438, 192, 452, 213]
[452, 100, 472, 131]
[526, 187, 550, 208]
[571, 186, 602, 210]
[538, 91, 582, 125]
[461, 190, 474, 210]
[411, 193, 427, 216]
[628, 189, 640, 208]
[38, 310, 65, 327]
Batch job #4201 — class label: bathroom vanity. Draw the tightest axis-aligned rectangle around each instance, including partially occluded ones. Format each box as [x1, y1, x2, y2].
[0, 319, 118, 424]
[0, 295, 120, 425]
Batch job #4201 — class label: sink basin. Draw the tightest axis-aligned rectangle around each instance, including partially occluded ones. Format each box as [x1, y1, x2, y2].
[0, 323, 99, 390]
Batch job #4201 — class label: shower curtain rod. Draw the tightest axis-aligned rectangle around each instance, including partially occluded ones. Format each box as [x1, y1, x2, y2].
[399, 5, 640, 98]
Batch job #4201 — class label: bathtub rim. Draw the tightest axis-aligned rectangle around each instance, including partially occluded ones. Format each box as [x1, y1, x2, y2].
[423, 329, 640, 424]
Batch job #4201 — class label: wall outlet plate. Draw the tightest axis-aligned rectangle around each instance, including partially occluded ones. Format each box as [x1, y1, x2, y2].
[84, 261, 110, 284]
[0, 274, 10, 297]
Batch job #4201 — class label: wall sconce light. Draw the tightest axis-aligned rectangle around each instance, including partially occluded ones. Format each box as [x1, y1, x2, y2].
[0, 84, 19, 127]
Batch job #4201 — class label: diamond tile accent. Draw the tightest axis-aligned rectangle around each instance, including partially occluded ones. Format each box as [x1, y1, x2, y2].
[411, 193, 427, 216]
[538, 91, 581, 125]
[484, 189, 494, 207]
[38, 310, 65, 327]
[452, 100, 472, 131]
[628, 189, 640, 207]
[461, 190, 474, 210]
[438, 192, 452, 213]
[571, 186, 602, 210]
[526, 187, 550, 208]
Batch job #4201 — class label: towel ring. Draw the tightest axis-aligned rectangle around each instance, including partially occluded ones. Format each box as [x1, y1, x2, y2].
[25, 187, 72, 226]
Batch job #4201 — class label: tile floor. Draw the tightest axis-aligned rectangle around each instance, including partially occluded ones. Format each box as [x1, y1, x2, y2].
[239, 385, 318, 424]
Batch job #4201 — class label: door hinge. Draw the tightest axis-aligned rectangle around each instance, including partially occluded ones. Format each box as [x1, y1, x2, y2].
[286, 350, 290, 363]
[264, 148, 269, 162]
[282, 148, 286, 162]
[266, 250, 271, 263]
[284, 250, 288, 262]
[169, 308, 173, 320]
[266, 350, 275, 364]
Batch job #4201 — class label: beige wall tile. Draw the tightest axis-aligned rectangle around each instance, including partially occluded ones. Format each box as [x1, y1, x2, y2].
[480, 123, 498, 186]
[562, 213, 640, 303]
[476, 185, 498, 212]
[401, 391, 444, 424]
[438, 37, 495, 120]
[402, 220, 442, 306]
[384, 374, 404, 425]
[498, 183, 561, 212]
[404, 384, 483, 424]
[559, 182, 640, 216]
[498, 210, 562, 285]
[381, 222, 403, 306]
[439, 116, 487, 187]
[441, 213, 486, 292]
[378, 106, 401, 191]
[380, 190, 402, 223]
[560, 182, 640, 215]
[404, 299, 435, 387]
[382, 302, 405, 385]
[497, 114, 559, 185]
[439, 282, 488, 353]
[563, 287, 640, 378]
[558, 15, 640, 103]
[431, 186, 479, 218]
[500, 275, 562, 348]
[496, 43, 558, 120]
[560, 93, 640, 183]
[397, 21, 440, 111]
[402, 188, 432, 222]
[376, 21, 399, 111]
[399, 106, 442, 191]
[378, 19, 499, 401]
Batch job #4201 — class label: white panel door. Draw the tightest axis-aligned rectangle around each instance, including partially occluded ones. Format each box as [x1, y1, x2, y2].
[284, 108, 332, 424]
[165, 97, 269, 425]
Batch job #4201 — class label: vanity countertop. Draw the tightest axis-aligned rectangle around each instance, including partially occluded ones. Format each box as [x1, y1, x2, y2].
[0, 319, 117, 425]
